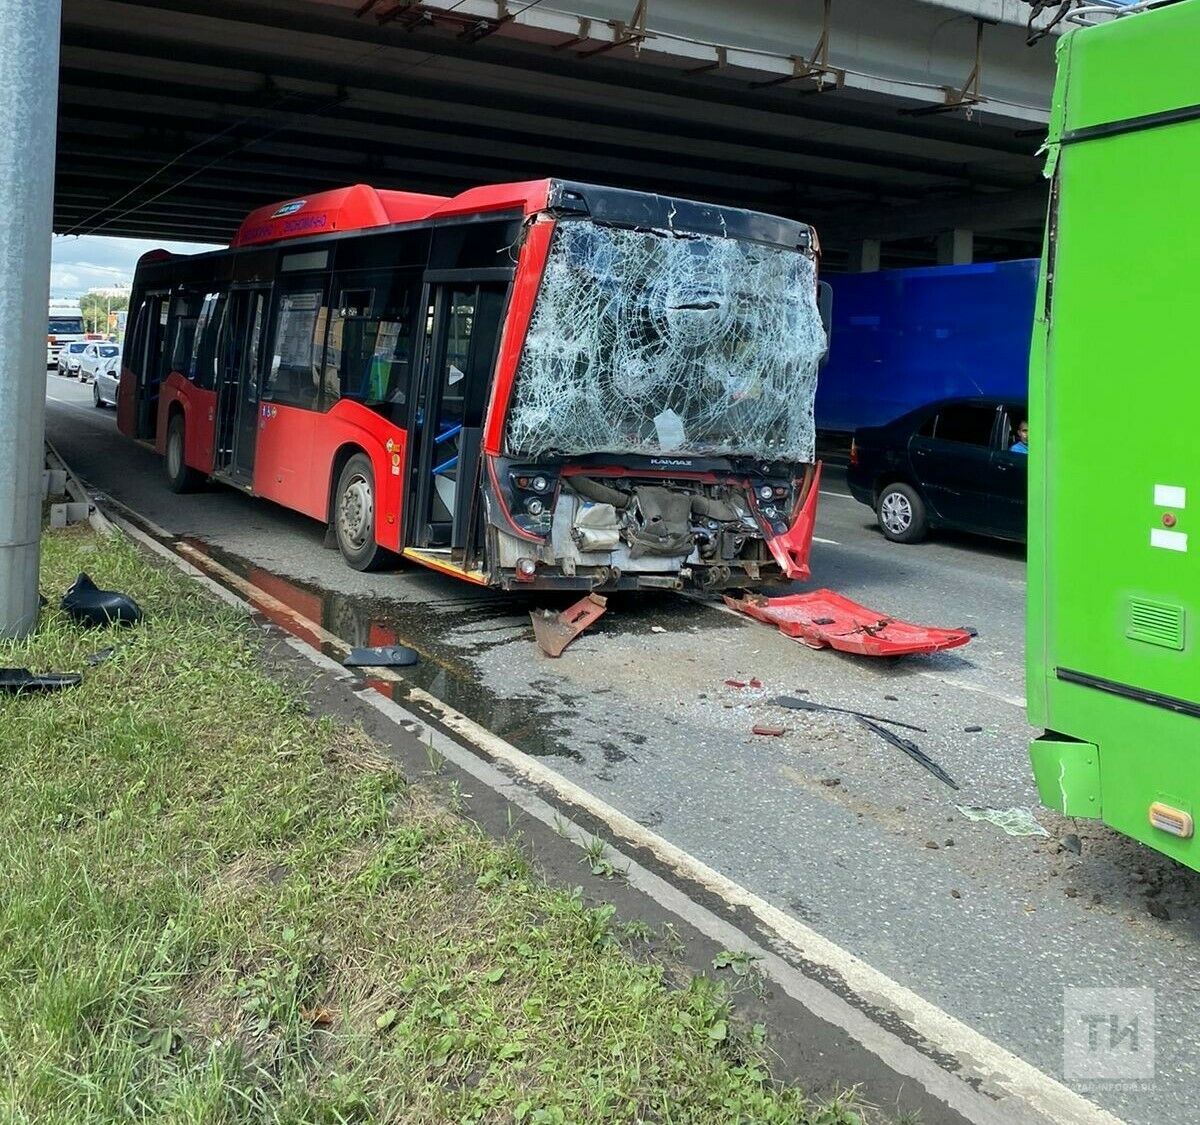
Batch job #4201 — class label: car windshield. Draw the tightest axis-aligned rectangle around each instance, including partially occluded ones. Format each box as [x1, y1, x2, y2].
[505, 220, 826, 462]
[49, 318, 83, 334]
[69, 343, 87, 353]
[99, 346, 119, 357]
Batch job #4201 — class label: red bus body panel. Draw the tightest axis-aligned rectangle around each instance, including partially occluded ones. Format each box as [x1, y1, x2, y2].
[252, 399, 405, 551]
[483, 217, 555, 457]
[156, 372, 217, 470]
[116, 364, 137, 435]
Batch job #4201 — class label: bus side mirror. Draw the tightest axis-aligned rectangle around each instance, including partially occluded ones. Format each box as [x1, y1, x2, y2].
[817, 281, 833, 368]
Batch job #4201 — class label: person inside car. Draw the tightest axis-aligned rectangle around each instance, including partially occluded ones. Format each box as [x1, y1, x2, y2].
[1011, 419, 1029, 454]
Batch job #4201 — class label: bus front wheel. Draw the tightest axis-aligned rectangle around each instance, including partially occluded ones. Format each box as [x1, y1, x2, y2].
[165, 413, 203, 494]
[335, 453, 388, 571]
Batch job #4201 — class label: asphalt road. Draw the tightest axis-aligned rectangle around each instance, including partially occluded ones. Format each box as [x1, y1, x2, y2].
[46, 372, 1200, 1124]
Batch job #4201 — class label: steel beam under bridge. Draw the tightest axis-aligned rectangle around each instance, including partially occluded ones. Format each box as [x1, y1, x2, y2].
[58, 0, 1060, 263]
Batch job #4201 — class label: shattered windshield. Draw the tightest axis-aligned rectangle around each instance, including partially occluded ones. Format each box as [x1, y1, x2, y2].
[505, 221, 825, 462]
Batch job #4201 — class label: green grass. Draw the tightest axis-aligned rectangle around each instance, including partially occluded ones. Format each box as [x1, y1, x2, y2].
[0, 524, 863, 1124]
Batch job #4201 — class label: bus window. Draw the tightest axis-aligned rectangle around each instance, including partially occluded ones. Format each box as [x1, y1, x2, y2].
[189, 293, 226, 391]
[265, 287, 326, 410]
[324, 275, 418, 418]
[168, 292, 203, 374]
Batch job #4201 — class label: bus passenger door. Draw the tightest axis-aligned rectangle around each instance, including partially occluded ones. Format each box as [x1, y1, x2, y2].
[214, 287, 269, 485]
[405, 281, 505, 554]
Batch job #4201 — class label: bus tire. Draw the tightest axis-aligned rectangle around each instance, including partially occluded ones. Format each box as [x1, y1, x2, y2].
[334, 453, 388, 571]
[876, 482, 928, 543]
[165, 412, 203, 494]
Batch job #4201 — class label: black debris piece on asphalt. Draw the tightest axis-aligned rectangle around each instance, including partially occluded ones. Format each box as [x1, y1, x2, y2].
[61, 573, 143, 628]
[856, 715, 960, 790]
[961, 626, 980, 637]
[773, 694, 927, 733]
[85, 647, 116, 667]
[343, 645, 419, 668]
[1060, 833, 1083, 855]
[963, 725, 984, 733]
[0, 668, 83, 694]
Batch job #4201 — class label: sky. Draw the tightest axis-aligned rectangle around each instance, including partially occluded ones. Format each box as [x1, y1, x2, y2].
[50, 234, 216, 298]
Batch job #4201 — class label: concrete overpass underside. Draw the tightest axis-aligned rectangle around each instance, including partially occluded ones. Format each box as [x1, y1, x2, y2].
[57, 0, 1064, 268]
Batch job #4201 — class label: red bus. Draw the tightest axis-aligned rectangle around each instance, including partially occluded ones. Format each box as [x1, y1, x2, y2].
[118, 179, 827, 591]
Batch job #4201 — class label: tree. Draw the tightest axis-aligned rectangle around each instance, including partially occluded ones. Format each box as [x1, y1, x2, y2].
[80, 291, 129, 335]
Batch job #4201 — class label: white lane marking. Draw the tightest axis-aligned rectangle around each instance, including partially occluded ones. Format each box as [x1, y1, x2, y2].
[812, 535, 840, 545]
[916, 670, 1026, 710]
[46, 393, 99, 416]
[819, 489, 855, 500]
[108, 509, 1118, 1125]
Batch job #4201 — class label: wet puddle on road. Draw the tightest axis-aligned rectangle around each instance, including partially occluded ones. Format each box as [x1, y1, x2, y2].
[176, 536, 733, 764]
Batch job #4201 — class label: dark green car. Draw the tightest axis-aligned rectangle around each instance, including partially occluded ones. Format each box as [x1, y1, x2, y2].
[846, 396, 1028, 544]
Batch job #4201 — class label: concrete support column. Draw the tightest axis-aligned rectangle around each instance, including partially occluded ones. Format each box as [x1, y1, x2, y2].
[936, 228, 974, 266]
[0, 2, 60, 638]
[848, 238, 882, 273]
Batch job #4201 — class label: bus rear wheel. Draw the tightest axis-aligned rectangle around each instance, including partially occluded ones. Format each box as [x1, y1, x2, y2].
[335, 453, 389, 571]
[165, 413, 203, 494]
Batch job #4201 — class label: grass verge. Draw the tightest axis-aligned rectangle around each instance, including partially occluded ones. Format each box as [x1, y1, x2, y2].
[0, 522, 862, 1124]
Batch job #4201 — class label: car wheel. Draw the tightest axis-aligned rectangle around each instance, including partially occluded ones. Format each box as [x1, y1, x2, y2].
[876, 482, 928, 543]
[93, 382, 102, 408]
[165, 412, 203, 493]
[334, 453, 389, 571]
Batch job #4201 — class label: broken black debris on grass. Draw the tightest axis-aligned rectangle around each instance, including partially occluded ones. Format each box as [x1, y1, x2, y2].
[855, 716, 960, 791]
[60, 571, 143, 628]
[772, 694, 927, 733]
[0, 668, 82, 694]
[343, 644, 419, 668]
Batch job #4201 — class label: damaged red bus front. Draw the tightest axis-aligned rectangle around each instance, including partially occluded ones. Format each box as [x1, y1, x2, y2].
[484, 183, 827, 592]
[118, 179, 825, 592]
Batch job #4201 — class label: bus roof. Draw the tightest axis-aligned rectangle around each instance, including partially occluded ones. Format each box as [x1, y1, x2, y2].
[227, 179, 814, 252]
[230, 180, 555, 248]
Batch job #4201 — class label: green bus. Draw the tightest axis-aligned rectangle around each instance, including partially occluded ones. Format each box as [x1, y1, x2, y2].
[1028, 0, 1200, 869]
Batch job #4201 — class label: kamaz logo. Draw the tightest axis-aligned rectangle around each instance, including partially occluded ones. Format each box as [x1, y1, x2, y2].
[271, 200, 307, 218]
[650, 458, 693, 467]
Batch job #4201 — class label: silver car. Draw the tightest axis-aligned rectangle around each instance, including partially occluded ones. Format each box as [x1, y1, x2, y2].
[93, 363, 120, 409]
[57, 341, 88, 377]
[80, 343, 120, 404]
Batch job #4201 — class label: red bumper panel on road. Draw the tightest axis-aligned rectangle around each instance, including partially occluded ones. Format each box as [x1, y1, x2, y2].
[723, 589, 974, 657]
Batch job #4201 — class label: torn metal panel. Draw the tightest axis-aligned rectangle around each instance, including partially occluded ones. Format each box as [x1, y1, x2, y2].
[506, 221, 824, 462]
[725, 588, 973, 657]
[530, 593, 608, 656]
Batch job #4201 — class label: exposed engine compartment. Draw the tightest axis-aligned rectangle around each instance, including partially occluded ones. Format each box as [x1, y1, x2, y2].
[488, 467, 813, 591]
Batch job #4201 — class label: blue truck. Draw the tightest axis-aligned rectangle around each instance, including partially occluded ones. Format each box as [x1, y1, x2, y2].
[815, 259, 1037, 435]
